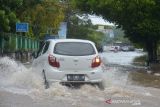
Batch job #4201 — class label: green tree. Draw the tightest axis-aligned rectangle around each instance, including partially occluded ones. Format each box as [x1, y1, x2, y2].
[113, 27, 130, 43]
[19, 0, 65, 38]
[0, 10, 10, 32]
[0, 0, 66, 39]
[75, 0, 160, 63]
[0, 0, 22, 32]
[67, 15, 105, 46]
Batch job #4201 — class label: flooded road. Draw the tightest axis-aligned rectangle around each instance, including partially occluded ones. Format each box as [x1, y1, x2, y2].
[0, 52, 160, 107]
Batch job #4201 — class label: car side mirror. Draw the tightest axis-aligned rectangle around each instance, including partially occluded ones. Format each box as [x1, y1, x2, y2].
[32, 51, 38, 59]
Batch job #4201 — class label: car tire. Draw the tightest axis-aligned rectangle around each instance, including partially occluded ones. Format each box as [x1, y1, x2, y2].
[42, 70, 49, 89]
[97, 81, 105, 90]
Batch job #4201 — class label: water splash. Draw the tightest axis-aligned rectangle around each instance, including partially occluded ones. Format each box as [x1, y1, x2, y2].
[0, 56, 152, 104]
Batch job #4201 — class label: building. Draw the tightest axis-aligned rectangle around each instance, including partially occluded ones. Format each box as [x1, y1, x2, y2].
[97, 25, 114, 38]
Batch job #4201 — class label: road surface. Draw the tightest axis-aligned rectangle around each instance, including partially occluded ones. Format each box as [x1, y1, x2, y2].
[0, 52, 160, 107]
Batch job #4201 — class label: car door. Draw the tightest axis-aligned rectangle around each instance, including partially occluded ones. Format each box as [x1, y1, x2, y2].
[32, 42, 45, 72]
[38, 41, 50, 71]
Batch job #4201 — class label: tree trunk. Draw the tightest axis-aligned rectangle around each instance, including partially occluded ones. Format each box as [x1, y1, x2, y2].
[146, 40, 158, 63]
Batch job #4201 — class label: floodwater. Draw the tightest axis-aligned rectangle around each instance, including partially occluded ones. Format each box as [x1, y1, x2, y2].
[0, 52, 160, 107]
[101, 51, 145, 65]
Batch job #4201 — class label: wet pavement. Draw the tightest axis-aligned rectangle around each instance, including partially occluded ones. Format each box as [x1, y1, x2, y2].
[0, 52, 160, 107]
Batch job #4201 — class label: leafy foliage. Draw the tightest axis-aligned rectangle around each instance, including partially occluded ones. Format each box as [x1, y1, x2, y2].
[18, 0, 65, 38]
[0, 0, 66, 39]
[67, 15, 105, 46]
[0, 0, 22, 32]
[75, 0, 160, 62]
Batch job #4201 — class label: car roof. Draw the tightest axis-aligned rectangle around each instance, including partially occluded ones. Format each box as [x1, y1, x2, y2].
[46, 39, 95, 44]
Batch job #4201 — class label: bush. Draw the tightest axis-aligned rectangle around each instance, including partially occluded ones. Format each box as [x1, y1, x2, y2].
[133, 55, 147, 66]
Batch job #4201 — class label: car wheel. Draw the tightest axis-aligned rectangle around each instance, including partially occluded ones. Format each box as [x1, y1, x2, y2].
[42, 70, 49, 89]
[97, 81, 105, 90]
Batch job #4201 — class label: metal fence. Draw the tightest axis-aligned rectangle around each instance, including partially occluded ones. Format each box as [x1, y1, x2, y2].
[0, 33, 39, 53]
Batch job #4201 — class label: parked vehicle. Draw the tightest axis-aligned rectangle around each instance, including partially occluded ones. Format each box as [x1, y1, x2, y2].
[121, 46, 135, 51]
[109, 46, 120, 52]
[109, 46, 115, 51]
[121, 46, 129, 51]
[32, 39, 104, 89]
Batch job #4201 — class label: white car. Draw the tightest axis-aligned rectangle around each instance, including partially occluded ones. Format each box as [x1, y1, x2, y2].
[121, 46, 129, 51]
[32, 39, 104, 88]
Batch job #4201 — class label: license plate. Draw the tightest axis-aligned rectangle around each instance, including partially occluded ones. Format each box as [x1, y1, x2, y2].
[67, 74, 85, 81]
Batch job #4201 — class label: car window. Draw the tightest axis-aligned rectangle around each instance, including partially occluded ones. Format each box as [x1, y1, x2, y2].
[54, 42, 96, 56]
[42, 41, 50, 54]
[37, 42, 45, 57]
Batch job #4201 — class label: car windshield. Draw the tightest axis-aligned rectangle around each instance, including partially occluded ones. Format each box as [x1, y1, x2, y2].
[54, 42, 96, 56]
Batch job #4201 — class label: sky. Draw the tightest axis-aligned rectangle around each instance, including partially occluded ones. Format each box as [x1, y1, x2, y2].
[89, 15, 114, 26]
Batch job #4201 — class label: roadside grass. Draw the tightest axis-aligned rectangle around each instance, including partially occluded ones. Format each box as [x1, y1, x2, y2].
[133, 54, 160, 73]
[130, 55, 160, 88]
[129, 71, 160, 88]
[132, 55, 147, 66]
